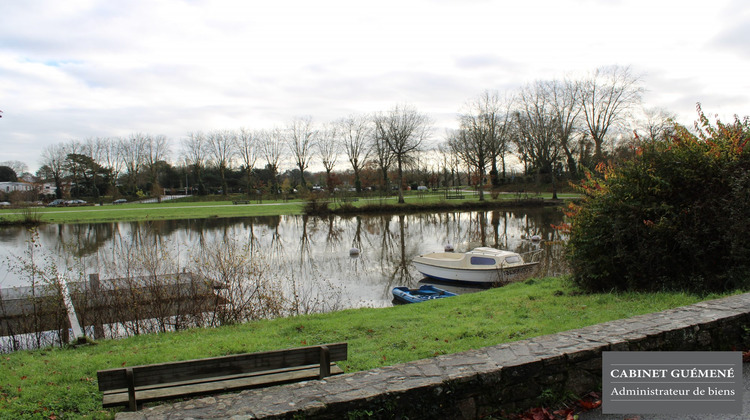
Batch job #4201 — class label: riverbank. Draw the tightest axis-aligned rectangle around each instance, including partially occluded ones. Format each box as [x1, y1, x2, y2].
[0, 192, 579, 224]
[0, 277, 734, 419]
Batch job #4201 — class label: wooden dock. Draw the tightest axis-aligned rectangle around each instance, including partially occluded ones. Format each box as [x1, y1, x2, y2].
[0, 273, 225, 340]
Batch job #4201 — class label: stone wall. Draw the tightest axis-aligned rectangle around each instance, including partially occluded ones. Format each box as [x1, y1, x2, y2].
[119, 293, 750, 420]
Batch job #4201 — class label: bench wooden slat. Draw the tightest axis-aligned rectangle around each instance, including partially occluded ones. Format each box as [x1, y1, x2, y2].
[97, 343, 347, 410]
[98, 342, 347, 390]
[101, 363, 344, 407]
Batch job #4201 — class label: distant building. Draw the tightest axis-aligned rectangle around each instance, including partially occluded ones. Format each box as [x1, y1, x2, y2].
[41, 183, 59, 196]
[0, 181, 34, 193]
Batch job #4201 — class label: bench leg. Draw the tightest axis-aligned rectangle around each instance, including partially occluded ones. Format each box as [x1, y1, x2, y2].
[126, 367, 137, 411]
[319, 346, 330, 379]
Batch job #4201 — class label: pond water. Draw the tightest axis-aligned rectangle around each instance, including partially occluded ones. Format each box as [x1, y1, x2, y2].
[0, 207, 568, 310]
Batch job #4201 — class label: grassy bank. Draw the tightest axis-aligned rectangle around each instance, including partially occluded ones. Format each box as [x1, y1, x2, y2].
[0, 276, 733, 419]
[0, 200, 303, 225]
[0, 192, 578, 224]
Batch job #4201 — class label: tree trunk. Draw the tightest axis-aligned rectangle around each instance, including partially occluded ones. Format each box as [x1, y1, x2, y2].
[245, 168, 253, 198]
[325, 169, 333, 193]
[354, 169, 362, 193]
[54, 176, 63, 199]
[220, 166, 228, 196]
[397, 160, 405, 204]
[566, 153, 577, 179]
[490, 158, 499, 188]
[594, 137, 604, 164]
[478, 168, 485, 201]
[298, 165, 306, 189]
[551, 163, 558, 200]
[501, 154, 507, 183]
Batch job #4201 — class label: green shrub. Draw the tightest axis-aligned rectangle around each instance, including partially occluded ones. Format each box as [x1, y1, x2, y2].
[303, 198, 331, 216]
[565, 107, 750, 293]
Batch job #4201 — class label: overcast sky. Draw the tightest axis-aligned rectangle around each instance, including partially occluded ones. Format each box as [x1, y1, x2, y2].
[1, 0, 749, 173]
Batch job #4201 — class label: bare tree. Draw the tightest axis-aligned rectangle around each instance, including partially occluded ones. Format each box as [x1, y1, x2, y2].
[79, 137, 96, 161]
[0, 160, 28, 176]
[436, 141, 460, 187]
[236, 128, 260, 197]
[488, 108, 515, 186]
[579, 65, 643, 163]
[120, 134, 148, 194]
[82, 137, 104, 176]
[611, 107, 676, 161]
[448, 127, 487, 200]
[316, 123, 339, 192]
[143, 135, 170, 201]
[451, 91, 512, 200]
[545, 79, 582, 177]
[206, 129, 236, 195]
[286, 117, 317, 189]
[372, 129, 394, 193]
[260, 128, 285, 193]
[95, 137, 124, 198]
[182, 131, 208, 195]
[40, 143, 69, 199]
[463, 90, 515, 188]
[637, 107, 676, 142]
[338, 114, 372, 192]
[373, 104, 431, 203]
[514, 81, 564, 199]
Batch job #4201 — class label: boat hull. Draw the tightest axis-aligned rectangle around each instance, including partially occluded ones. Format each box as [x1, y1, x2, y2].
[413, 260, 539, 285]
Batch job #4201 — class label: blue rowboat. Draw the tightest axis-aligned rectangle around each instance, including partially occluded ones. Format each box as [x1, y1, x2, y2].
[391, 285, 457, 304]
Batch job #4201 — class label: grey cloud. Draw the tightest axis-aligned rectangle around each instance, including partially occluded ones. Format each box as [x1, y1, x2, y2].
[454, 54, 519, 70]
[642, 70, 704, 95]
[711, 20, 750, 58]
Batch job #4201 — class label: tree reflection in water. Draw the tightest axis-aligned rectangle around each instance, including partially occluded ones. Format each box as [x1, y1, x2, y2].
[0, 208, 568, 310]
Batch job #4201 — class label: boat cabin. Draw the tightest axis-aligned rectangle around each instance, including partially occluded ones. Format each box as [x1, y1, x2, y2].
[464, 247, 524, 267]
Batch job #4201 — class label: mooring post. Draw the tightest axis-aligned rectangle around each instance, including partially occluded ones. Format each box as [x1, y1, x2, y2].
[89, 273, 100, 289]
[89, 273, 104, 339]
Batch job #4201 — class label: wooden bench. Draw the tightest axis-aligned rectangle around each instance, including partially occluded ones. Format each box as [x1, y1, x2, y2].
[232, 200, 250, 205]
[446, 195, 465, 199]
[97, 342, 347, 411]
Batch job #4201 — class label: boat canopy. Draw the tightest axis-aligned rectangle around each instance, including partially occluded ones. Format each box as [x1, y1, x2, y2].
[466, 247, 524, 267]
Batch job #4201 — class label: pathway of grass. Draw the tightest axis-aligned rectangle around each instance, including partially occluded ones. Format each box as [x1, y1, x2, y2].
[0, 276, 733, 419]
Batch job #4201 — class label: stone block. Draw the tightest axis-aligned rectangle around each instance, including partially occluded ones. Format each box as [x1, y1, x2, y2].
[565, 347, 603, 364]
[565, 367, 601, 395]
[537, 372, 566, 386]
[499, 378, 542, 403]
[500, 359, 543, 384]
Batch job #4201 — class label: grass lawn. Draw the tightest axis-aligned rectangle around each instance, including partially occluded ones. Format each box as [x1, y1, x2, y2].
[0, 200, 305, 224]
[0, 191, 577, 224]
[0, 276, 732, 419]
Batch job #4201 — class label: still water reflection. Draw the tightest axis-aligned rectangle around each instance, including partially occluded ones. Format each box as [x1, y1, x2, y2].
[0, 208, 568, 309]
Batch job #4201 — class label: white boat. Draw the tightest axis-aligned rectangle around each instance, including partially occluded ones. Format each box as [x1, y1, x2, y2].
[412, 247, 540, 285]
